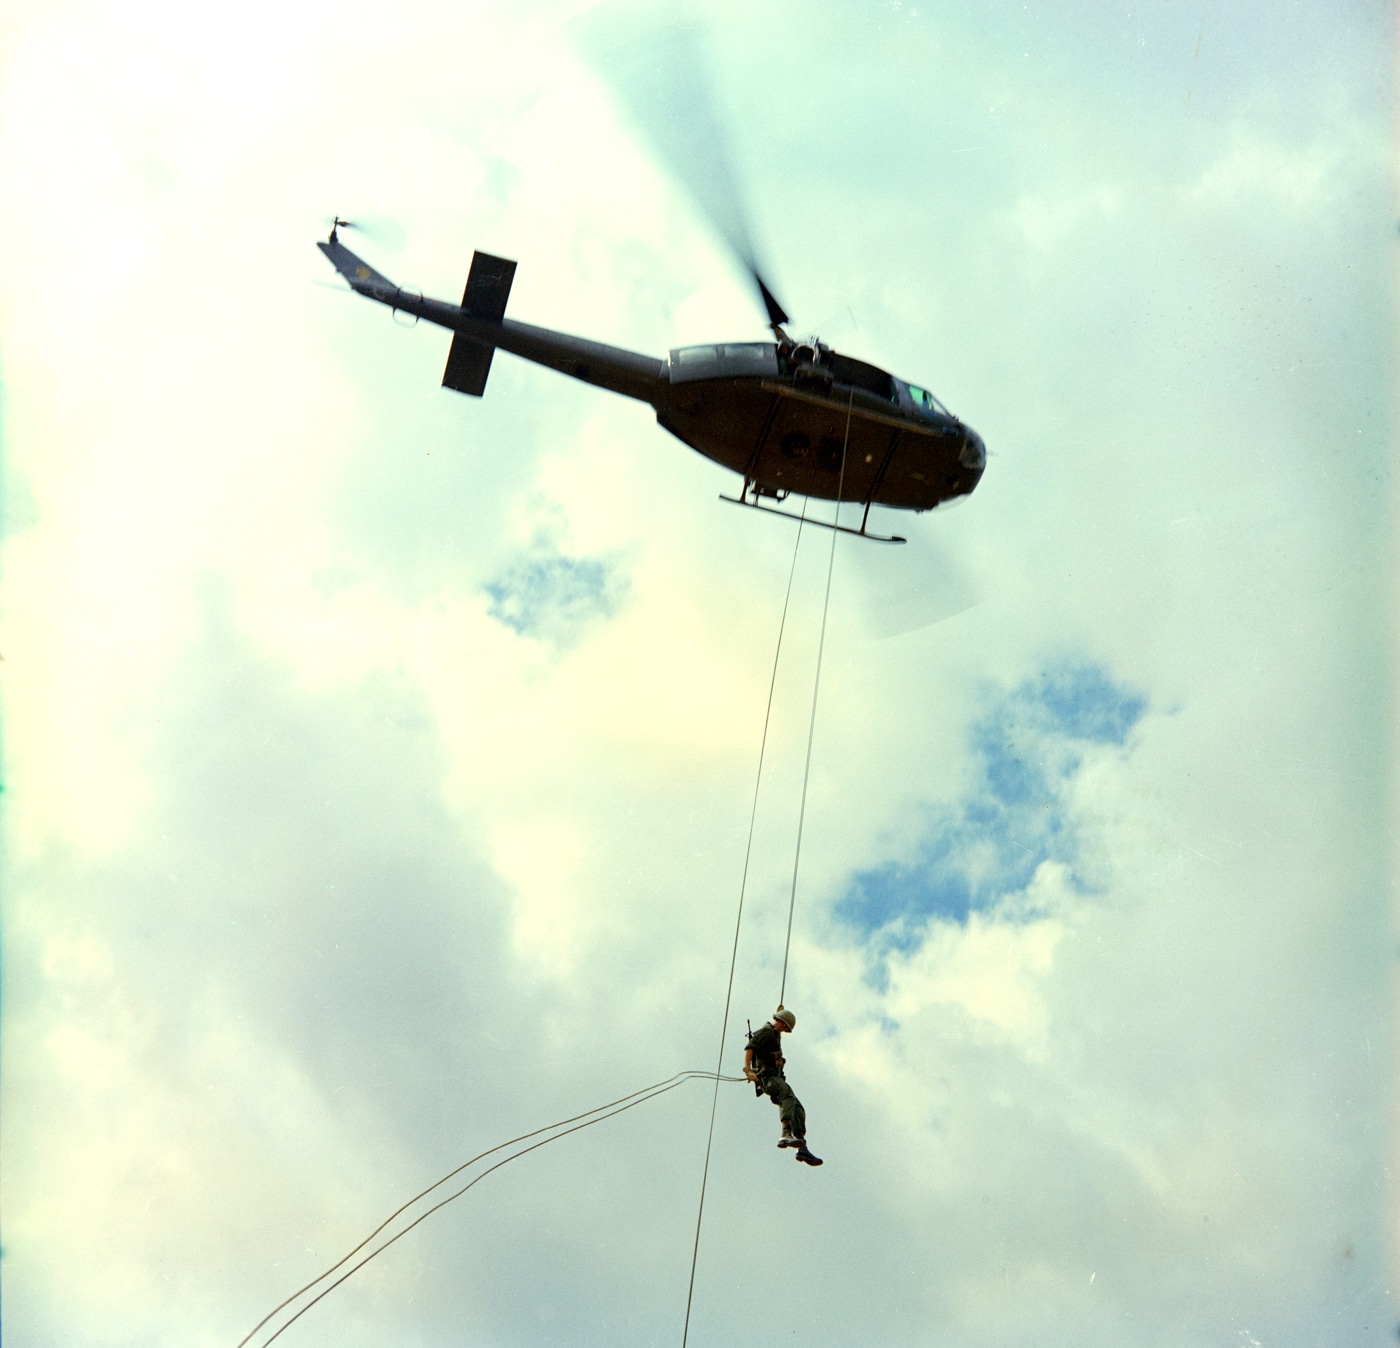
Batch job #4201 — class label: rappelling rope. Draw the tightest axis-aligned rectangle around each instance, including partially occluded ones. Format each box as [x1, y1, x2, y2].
[779, 388, 853, 1008]
[241, 1069, 743, 1348]
[682, 398, 853, 1346]
[680, 498, 809, 1348]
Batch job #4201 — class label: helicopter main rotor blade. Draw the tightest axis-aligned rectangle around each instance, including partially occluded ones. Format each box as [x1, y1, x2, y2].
[573, 7, 788, 329]
[852, 525, 985, 638]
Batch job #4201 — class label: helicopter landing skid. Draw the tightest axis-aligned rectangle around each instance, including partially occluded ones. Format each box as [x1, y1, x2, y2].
[719, 492, 906, 544]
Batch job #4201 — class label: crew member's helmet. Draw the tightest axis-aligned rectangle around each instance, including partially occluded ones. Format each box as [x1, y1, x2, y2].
[774, 1008, 796, 1031]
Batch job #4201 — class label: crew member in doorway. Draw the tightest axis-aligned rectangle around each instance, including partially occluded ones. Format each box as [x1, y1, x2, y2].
[745, 1007, 822, 1166]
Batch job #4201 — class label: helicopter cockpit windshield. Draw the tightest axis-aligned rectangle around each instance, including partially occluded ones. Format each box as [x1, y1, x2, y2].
[906, 384, 950, 417]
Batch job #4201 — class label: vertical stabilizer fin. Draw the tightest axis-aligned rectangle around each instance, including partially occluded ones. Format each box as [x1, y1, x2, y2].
[442, 251, 518, 397]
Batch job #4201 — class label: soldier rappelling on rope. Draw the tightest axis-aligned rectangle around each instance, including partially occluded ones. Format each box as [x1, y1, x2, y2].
[744, 1008, 822, 1166]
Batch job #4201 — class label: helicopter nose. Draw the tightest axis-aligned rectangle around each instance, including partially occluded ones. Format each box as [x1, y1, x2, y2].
[959, 428, 986, 470]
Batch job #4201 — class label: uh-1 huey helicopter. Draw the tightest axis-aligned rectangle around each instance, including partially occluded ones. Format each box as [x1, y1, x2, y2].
[318, 28, 984, 545]
[319, 225, 984, 544]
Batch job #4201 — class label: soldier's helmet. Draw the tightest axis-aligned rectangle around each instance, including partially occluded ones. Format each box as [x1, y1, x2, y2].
[774, 1008, 796, 1031]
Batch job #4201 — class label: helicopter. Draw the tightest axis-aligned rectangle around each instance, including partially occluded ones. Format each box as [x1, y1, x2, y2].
[319, 219, 984, 545]
[319, 21, 984, 544]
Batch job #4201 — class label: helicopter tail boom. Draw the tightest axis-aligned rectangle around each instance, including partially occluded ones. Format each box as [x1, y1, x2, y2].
[318, 230, 667, 405]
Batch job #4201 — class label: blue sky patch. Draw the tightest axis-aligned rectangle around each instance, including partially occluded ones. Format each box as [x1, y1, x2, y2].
[1033, 664, 1147, 746]
[484, 542, 627, 647]
[835, 661, 1147, 961]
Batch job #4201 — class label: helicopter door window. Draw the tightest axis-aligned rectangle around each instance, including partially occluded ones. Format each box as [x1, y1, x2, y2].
[827, 351, 896, 402]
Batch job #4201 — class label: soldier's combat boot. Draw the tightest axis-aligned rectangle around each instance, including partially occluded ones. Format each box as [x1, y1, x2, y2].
[794, 1143, 823, 1166]
[777, 1128, 801, 1149]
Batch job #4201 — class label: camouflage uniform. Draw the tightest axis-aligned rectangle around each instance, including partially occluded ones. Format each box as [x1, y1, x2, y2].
[747, 1021, 806, 1140]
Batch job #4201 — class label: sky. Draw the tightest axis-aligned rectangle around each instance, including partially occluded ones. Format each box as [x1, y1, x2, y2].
[1, 1, 1395, 1346]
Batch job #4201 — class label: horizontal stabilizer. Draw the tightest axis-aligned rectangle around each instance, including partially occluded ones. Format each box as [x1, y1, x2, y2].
[442, 251, 518, 398]
[461, 251, 516, 320]
[442, 335, 494, 397]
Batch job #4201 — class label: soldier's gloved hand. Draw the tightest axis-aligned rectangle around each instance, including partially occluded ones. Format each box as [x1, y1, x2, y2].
[743, 1068, 758, 1083]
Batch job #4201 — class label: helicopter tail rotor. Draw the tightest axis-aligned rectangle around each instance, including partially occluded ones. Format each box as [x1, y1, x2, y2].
[326, 214, 406, 252]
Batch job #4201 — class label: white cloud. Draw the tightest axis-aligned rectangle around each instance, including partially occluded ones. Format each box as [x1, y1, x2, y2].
[2, 0, 1393, 1345]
